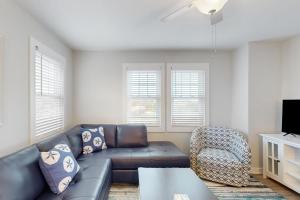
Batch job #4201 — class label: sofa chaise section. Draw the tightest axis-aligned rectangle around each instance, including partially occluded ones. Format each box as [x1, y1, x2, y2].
[77, 141, 190, 183]
[67, 124, 190, 183]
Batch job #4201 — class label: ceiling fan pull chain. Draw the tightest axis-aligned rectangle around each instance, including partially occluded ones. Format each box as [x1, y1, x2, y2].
[214, 23, 217, 53]
[211, 15, 217, 54]
[209, 10, 218, 55]
[211, 21, 214, 55]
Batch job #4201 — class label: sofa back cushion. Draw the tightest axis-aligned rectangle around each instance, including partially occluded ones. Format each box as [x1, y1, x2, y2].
[37, 133, 71, 152]
[0, 145, 46, 200]
[81, 124, 117, 148]
[116, 124, 148, 147]
[64, 125, 82, 158]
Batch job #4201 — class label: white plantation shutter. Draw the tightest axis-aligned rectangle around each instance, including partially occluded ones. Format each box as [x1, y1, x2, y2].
[125, 64, 163, 130]
[33, 46, 64, 137]
[171, 70, 205, 126]
[167, 64, 209, 131]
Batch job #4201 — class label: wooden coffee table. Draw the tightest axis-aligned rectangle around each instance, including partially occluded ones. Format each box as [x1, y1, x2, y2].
[138, 168, 217, 200]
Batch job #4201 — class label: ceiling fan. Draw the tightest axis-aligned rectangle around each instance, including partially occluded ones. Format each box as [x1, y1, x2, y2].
[161, 0, 228, 52]
[161, 0, 228, 25]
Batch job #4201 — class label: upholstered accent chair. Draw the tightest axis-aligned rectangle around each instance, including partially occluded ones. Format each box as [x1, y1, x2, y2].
[190, 127, 251, 187]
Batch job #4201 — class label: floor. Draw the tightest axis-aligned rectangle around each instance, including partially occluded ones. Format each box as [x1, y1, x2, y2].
[253, 175, 300, 200]
[109, 175, 300, 200]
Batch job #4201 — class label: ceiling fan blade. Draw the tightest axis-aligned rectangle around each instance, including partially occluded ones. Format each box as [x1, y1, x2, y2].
[161, 1, 194, 22]
[210, 11, 223, 25]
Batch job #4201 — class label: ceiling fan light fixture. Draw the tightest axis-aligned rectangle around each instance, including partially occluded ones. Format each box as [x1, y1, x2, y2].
[193, 0, 228, 15]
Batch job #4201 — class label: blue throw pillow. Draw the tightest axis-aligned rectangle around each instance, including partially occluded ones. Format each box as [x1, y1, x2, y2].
[81, 126, 107, 154]
[39, 143, 80, 194]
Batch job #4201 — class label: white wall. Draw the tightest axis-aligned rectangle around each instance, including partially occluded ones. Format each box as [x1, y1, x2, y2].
[230, 41, 283, 173]
[281, 36, 300, 99]
[246, 36, 300, 172]
[73, 50, 233, 153]
[248, 42, 282, 172]
[231, 45, 249, 133]
[0, 0, 73, 157]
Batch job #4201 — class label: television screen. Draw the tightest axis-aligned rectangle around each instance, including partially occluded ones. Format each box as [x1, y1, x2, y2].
[282, 100, 300, 135]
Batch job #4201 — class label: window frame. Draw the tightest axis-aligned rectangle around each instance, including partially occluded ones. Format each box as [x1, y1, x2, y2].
[123, 63, 165, 132]
[29, 37, 66, 143]
[166, 63, 210, 132]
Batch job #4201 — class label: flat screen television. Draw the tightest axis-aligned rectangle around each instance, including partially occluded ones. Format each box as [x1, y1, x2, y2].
[282, 99, 300, 136]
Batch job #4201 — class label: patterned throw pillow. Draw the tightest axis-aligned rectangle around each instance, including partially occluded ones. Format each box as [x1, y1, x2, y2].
[81, 126, 107, 154]
[39, 143, 80, 194]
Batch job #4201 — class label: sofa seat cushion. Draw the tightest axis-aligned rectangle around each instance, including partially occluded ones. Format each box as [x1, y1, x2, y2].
[37, 159, 111, 200]
[78, 141, 189, 170]
[76, 158, 111, 180]
[197, 148, 243, 170]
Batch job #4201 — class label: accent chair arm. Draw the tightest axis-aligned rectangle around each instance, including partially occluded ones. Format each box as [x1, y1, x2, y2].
[190, 127, 206, 172]
[230, 130, 251, 167]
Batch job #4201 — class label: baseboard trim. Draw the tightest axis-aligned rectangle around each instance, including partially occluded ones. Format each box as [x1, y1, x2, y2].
[250, 167, 263, 174]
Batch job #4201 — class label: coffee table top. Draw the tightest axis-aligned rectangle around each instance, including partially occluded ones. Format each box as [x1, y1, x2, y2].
[138, 168, 217, 200]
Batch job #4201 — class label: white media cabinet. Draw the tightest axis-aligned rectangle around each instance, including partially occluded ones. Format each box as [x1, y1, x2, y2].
[261, 133, 300, 193]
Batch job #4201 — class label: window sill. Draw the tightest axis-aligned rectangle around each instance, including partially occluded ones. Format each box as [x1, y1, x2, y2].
[148, 131, 193, 134]
[148, 127, 201, 133]
[30, 130, 62, 144]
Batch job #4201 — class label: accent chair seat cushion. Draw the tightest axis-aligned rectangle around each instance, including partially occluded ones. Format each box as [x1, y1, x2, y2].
[196, 147, 249, 186]
[197, 148, 243, 170]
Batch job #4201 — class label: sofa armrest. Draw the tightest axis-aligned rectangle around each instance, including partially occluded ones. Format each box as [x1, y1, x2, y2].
[190, 127, 206, 172]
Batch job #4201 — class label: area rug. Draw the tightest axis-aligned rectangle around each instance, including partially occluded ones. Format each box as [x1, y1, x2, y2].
[203, 176, 286, 200]
[108, 177, 286, 200]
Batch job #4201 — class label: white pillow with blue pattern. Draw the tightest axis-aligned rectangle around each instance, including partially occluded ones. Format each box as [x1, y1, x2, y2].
[81, 126, 107, 154]
[39, 143, 80, 194]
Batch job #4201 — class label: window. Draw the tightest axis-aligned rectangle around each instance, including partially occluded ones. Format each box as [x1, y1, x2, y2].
[167, 63, 209, 132]
[30, 38, 65, 142]
[123, 63, 165, 132]
[123, 63, 209, 133]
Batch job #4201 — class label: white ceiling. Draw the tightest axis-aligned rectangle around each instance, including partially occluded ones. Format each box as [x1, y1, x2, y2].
[15, 0, 300, 51]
